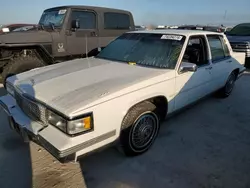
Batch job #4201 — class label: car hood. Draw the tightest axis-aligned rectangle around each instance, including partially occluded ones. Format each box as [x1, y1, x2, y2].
[226, 35, 250, 43]
[10, 58, 170, 116]
[0, 30, 52, 44]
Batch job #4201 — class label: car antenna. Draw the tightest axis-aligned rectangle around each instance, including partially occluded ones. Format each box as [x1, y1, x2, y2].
[85, 34, 90, 68]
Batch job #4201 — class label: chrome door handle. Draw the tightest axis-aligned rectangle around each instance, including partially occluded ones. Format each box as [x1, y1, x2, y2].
[227, 60, 232, 63]
[205, 66, 212, 70]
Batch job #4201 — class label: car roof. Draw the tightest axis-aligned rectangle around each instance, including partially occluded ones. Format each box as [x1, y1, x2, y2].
[44, 5, 131, 14]
[128, 29, 223, 37]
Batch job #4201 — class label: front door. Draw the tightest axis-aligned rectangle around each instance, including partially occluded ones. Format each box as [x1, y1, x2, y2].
[66, 9, 98, 56]
[175, 35, 213, 110]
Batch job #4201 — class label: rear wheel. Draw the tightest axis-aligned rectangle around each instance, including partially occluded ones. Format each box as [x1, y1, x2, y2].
[2, 56, 45, 85]
[119, 101, 160, 156]
[216, 71, 237, 98]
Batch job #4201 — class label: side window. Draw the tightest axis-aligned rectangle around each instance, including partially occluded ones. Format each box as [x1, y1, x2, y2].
[182, 36, 208, 67]
[71, 10, 96, 29]
[207, 35, 227, 62]
[220, 36, 230, 57]
[104, 12, 130, 29]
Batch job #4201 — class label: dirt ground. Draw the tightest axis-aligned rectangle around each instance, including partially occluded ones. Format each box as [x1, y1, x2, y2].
[0, 73, 250, 188]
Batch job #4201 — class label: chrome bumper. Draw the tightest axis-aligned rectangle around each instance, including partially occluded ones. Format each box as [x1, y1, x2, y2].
[0, 95, 76, 163]
[232, 49, 250, 57]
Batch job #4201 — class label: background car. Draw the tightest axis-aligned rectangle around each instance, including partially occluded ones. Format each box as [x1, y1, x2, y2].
[0, 23, 37, 34]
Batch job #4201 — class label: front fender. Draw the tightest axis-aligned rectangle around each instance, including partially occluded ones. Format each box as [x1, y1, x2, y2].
[0, 44, 54, 64]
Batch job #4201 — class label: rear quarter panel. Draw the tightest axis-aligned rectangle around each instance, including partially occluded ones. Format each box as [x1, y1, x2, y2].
[224, 35, 246, 73]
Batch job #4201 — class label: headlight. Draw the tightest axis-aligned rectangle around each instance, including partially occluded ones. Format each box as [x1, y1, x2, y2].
[48, 110, 67, 132]
[67, 115, 93, 135]
[48, 111, 93, 135]
[5, 82, 15, 96]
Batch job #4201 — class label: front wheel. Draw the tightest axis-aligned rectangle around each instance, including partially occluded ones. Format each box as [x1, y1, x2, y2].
[2, 56, 45, 85]
[119, 101, 160, 156]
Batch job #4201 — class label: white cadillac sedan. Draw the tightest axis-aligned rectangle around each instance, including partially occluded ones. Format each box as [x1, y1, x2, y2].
[0, 30, 246, 163]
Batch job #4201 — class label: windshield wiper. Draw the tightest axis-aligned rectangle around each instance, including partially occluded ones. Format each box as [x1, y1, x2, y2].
[49, 22, 55, 31]
[38, 24, 45, 30]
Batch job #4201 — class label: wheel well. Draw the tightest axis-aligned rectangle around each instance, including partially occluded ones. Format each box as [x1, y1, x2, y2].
[127, 96, 168, 122]
[233, 68, 239, 77]
[149, 96, 168, 121]
[1, 46, 53, 65]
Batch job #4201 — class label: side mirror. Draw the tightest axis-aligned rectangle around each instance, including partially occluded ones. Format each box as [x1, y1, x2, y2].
[71, 19, 80, 30]
[179, 62, 197, 73]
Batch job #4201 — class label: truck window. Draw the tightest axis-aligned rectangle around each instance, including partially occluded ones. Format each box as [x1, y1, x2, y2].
[207, 35, 227, 62]
[104, 12, 130, 29]
[182, 36, 208, 67]
[71, 10, 96, 29]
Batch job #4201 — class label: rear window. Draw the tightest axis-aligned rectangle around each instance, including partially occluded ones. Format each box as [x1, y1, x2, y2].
[104, 12, 130, 29]
[96, 33, 186, 69]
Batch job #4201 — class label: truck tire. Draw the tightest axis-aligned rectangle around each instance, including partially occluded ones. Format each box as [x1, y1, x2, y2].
[2, 56, 45, 84]
[119, 101, 160, 156]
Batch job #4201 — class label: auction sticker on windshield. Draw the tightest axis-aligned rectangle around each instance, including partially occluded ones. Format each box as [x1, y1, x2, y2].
[161, 35, 183, 41]
[58, 9, 67, 15]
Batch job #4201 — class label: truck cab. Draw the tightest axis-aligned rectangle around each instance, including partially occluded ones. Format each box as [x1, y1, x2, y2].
[0, 5, 135, 83]
[225, 23, 250, 68]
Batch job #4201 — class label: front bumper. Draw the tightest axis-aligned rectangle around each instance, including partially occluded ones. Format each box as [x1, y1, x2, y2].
[0, 94, 117, 163]
[0, 95, 76, 163]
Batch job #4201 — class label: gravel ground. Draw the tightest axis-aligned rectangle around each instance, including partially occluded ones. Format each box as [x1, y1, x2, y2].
[0, 73, 250, 188]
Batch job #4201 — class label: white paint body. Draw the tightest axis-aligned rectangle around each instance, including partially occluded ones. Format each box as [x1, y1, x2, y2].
[0, 30, 246, 161]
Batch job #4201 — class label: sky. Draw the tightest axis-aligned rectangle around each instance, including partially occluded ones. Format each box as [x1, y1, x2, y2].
[0, 0, 249, 26]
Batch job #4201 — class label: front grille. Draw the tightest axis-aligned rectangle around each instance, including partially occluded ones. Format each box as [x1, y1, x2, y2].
[15, 91, 48, 124]
[230, 42, 249, 49]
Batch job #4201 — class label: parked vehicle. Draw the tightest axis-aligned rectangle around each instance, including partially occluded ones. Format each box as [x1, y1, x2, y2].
[0, 5, 135, 83]
[0, 30, 245, 163]
[178, 25, 227, 33]
[12, 25, 37, 32]
[135, 25, 145, 31]
[221, 26, 233, 33]
[177, 25, 203, 30]
[0, 23, 36, 34]
[225, 23, 250, 68]
[203, 25, 224, 33]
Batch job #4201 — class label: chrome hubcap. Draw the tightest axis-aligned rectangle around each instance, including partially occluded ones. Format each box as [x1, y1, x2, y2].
[131, 114, 157, 149]
[225, 74, 235, 94]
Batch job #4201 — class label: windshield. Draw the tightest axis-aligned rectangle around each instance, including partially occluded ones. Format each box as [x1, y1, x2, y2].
[96, 33, 185, 69]
[38, 9, 67, 27]
[227, 23, 250, 36]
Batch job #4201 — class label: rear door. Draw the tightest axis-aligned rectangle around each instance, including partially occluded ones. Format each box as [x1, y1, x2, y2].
[66, 9, 98, 56]
[206, 35, 233, 91]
